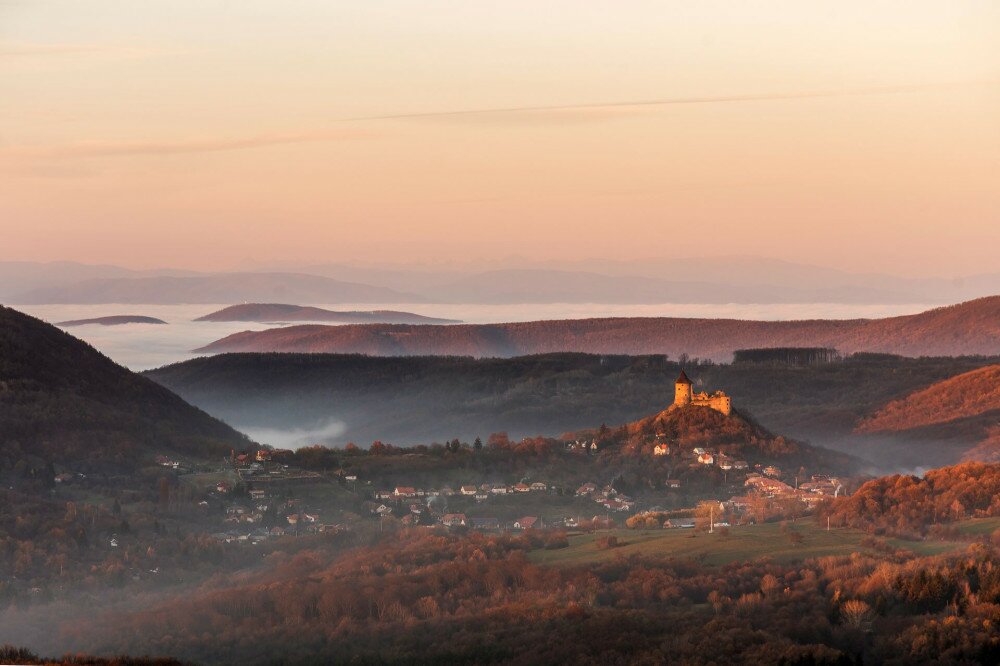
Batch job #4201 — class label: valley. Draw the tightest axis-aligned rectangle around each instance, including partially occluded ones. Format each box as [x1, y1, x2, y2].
[146, 350, 1000, 467]
[3, 303, 1000, 664]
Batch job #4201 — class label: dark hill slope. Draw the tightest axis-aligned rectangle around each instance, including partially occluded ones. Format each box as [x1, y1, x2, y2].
[56, 315, 167, 326]
[857, 364, 1000, 433]
[0, 306, 251, 470]
[194, 303, 458, 324]
[195, 296, 1000, 361]
[849, 364, 1000, 466]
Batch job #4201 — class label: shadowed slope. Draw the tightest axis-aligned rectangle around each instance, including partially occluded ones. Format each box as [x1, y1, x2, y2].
[857, 364, 1000, 433]
[0, 306, 251, 469]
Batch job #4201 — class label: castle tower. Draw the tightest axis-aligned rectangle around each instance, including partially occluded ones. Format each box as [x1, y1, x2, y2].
[674, 370, 693, 407]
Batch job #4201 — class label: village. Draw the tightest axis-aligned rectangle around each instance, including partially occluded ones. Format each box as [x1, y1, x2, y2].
[186, 440, 844, 543]
[155, 372, 847, 544]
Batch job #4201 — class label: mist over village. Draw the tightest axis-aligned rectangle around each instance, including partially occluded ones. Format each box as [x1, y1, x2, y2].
[2, 2, 1000, 665]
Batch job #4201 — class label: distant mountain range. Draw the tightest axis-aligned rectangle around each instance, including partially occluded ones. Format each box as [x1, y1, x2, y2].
[9, 272, 421, 305]
[194, 303, 458, 325]
[0, 261, 198, 302]
[4, 258, 1000, 305]
[56, 315, 167, 326]
[195, 296, 1000, 362]
[286, 257, 1000, 305]
[0, 306, 251, 470]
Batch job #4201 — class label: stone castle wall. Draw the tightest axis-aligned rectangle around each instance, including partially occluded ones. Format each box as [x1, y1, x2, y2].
[690, 392, 732, 416]
[673, 385, 732, 415]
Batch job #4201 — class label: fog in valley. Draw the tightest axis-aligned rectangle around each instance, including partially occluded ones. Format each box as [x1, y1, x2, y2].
[20, 302, 938, 371]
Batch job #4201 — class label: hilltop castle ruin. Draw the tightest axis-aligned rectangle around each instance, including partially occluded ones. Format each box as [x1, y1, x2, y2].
[673, 370, 732, 415]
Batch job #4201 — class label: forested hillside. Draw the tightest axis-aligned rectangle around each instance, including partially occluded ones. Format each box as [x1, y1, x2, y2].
[196, 296, 1000, 360]
[146, 352, 999, 459]
[821, 462, 1000, 536]
[564, 401, 856, 473]
[850, 365, 1000, 466]
[858, 365, 1000, 433]
[38, 528, 1000, 664]
[0, 306, 251, 471]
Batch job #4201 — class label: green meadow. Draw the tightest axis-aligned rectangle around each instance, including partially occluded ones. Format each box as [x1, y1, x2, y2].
[529, 521, 971, 567]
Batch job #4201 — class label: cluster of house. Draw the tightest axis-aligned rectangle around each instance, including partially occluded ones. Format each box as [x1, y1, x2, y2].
[630, 510, 698, 529]
[723, 473, 844, 517]
[565, 439, 600, 452]
[209, 520, 342, 545]
[438, 514, 540, 530]
[211, 503, 340, 544]
[208, 472, 341, 543]
[154, 454, 203, 476]
[230, 449, 295, 481]
[374, 481, 550, 503]
[652, 439, 753, 472]
[798, 475, 844, 496]
[574, 482, 638, 512]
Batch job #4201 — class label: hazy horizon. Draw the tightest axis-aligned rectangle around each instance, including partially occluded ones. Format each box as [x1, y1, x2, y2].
[4, 252, 1000, 281]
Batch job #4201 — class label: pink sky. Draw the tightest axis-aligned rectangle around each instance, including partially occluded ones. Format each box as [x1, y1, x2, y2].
[2, 1, 998, 277]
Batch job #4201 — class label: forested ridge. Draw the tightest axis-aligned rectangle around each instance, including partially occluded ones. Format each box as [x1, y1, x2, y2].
[196, 295, 1000, 360]
[0, 306, 252, 470]
[821, 462, 1000, 536]
[42, 528, 1000, 665]
[146, 351, 1000, 463]
[858, 364, 1000, 433]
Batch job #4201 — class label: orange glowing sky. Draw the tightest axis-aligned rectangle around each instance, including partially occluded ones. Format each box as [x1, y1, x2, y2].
[2, 1, 998, 276]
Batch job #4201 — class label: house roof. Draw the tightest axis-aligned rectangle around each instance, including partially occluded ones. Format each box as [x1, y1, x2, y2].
[676, 370, 692, 385]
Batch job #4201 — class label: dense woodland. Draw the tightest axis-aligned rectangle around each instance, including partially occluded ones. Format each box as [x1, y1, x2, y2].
[821, 462, 1000, 538]
[146, 351, 1000, 466]
[0, 646, 187, 666]
[9, 465, 1000, 665]
[0, 306, 251, 470]
[851, 365, 1000, 464]
[15, 527, 997, 665]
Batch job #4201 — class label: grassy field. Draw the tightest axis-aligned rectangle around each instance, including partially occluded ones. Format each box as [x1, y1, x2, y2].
[529, 522, 969, 567]
[952, 517, 1000, 537]
[885, 538, 969, 557]
[181, 469, 239, 487]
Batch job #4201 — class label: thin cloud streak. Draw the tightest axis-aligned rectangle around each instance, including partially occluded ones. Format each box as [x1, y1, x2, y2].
[0, 41, 176, 59]
[6, 129, 374, 159]
[0, 41, 109, 56]
[339, 80, 999, 123]
[7, 80, 992, 160]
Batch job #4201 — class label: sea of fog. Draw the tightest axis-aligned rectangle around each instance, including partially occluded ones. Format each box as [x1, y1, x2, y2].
[19, 302, 938, 371]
